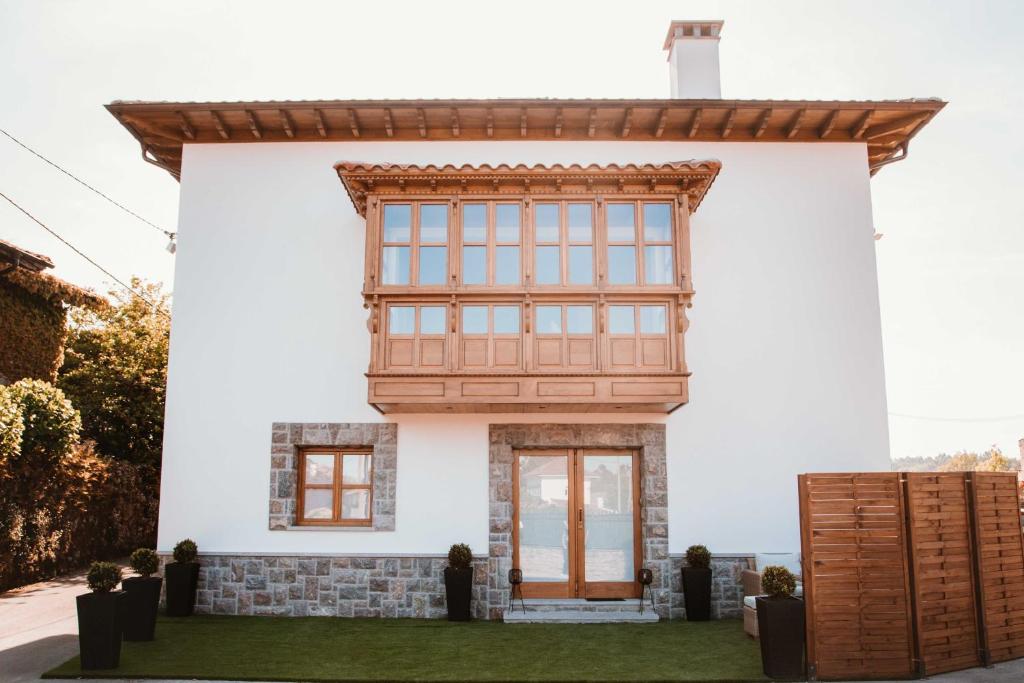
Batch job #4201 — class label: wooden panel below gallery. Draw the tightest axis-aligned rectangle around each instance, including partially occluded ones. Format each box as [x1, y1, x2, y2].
[367, 373, 688, 413]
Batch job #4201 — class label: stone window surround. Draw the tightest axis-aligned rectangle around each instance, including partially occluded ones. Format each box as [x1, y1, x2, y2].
[269, 423, 397, 532]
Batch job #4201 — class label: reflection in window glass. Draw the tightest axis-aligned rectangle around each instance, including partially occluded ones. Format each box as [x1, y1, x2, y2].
[568, 203, 592, 242]
[418, 246, 447, 285]
[496, 204, 520, 242]
[462, 306, 488, 334]
[388, 306, 415, 334]
[381, 246, 409, 285]
[463, 246, 486, 285]
[494, 306, 520, 334]
[304, 454, 334, 484]
[535, 246, 560, 285]
[536, 306, 561, 334]
[535, 204, 559, 243]
[419, 306, 446, 335]
[567, 306, 593, 334]
[609, 306, 635, 334]
[640, 306, 667, 334]
[495, 246, 520, 285]
[644, 246, 674, 284]
[643, 203, 672, 242]
[342, 454, 371, 484]
[607, 204, 636, 241]
[303, 489, 333, 520]
[419, 204, 448, 243]
[568, 246, 593, 285]
[383, 204, 411, 242]
[608, 246, 637, 285]
[463, 204, 487, 242]
[341, 489, 370, 519]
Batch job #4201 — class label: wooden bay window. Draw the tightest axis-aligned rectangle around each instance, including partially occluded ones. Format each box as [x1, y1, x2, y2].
[297, 448, 373, 526]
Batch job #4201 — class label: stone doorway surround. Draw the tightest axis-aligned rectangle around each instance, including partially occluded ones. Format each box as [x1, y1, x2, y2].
[487, 424, 669, 620]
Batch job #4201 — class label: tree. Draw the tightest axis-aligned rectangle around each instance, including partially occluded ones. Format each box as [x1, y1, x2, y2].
[977, 446, 1015, 472]
[57, 279, 170, 470]
[937, 452, 980, 472]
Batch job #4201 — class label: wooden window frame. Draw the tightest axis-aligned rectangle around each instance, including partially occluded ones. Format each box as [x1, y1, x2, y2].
[605, 303, 672, 371]
[533, 302, 597, 371]
[458, 302, 523, 371]
[295, 447, 374, 527]
[605, 200, 678, 288]
[460, 201, 524, 288]
[532, 200, 598, 289]
[384, 303, 448, 370]
[379, 201, 451, 289]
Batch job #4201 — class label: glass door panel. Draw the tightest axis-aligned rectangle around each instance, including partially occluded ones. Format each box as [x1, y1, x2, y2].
[581, 453, 636, 586]
[516, 452, 572, 596]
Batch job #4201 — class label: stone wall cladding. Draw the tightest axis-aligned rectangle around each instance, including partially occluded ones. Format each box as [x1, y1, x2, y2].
[669, 554, 752, 619]
[160, 554, 488, 619]
[269, 423, 397, 531]
[488, 424, 670, 620]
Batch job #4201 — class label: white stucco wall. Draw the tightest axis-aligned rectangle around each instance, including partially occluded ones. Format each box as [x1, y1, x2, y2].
[159, 139, 889, 557]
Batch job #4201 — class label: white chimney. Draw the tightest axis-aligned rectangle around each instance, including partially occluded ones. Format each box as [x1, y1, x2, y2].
[663, 20, 723, 99]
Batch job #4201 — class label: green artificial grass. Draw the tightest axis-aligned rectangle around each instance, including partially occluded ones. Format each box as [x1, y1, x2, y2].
[45, 615, 767, 682]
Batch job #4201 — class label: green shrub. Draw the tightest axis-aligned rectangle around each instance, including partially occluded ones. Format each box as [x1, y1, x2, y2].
[87, 561, 122, 592]
[761, 565, 797, 597]
[447, 543, 472, 571]
[173, 538, 198, 563]
[685, 544, 711, 569]
[0, 389, 24, 473]
[130, 548, 159, 577]
[0, 380, 80, 475]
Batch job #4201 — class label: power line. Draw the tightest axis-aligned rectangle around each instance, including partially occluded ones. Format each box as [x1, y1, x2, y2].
[0, 127, 175, 240]
[889, 412, 1024, 424]
[0, 190, 170, 321]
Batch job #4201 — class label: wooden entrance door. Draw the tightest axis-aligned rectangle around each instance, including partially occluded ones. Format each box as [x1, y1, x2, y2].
[512, 448, 641, 599]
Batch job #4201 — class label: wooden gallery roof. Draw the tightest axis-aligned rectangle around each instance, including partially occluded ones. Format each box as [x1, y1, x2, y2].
[107, 98, 944, 181]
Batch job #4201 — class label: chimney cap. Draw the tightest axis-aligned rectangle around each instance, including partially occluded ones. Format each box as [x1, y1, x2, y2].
[663, 20, 724, 50]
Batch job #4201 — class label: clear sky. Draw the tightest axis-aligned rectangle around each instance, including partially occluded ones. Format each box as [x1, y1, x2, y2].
[2, 1, 1022, 462]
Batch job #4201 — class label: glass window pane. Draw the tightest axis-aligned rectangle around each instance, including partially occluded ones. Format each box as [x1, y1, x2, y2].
[462, 306, 488, 334]
[342, 454, 371, 485]
[609, 306, 635, 334]
[583, 454, 635, 582]
[418, 246, 447, 285]
[463, 204, 487, 243]
[304, 454, 334, 485]
[463, 246, 486, 285]
[383, 204, 411, 242]
[644, 246, 674, 285]
[496, 205, 520, 242]
[341, 489, 370, 520]
[567, 306, 593, 334]
[568, 246, 593, 285]
[303, 489, 333, 520]
[607, 204, 636, 242]
[535, 204, 559, 243]
[388, 306, 415, 334]
[535, 246, 560, 285]
[518, 455, 570, 582]
[419, 306, 445, 335]
[536, 306, 561, 334]
[419, 204, 448, 243]
[608, 246, 637, 285]
[495, 246, 520, 285]
[381, 246, 409, 285]
[643, 203, 672, 242]
[568, 204, 592, 242]
[641, 306, 667, 334]
[494, 306, 520, 334]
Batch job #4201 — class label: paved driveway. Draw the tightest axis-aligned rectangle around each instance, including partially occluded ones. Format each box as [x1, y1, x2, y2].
[2, 568, 1022, 683]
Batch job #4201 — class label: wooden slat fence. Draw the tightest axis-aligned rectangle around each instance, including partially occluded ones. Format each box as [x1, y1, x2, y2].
[800, 471, 1024, 680]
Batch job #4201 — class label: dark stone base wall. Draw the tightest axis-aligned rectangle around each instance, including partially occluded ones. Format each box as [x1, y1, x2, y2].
[159, 554, 488, 619]
[670, 555, 752, 619]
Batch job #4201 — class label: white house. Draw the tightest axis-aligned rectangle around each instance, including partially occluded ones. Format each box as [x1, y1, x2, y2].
[109, 20, 942, 620]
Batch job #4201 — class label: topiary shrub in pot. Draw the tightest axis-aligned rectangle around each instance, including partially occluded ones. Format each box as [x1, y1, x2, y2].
[681, 544, 713, 621]
[76, 561, 125, 670]
[443, 543, 473, 621]
[164, 539, 200, 617]
[755, 565, 805, 679]
[121, 548, 162, 641]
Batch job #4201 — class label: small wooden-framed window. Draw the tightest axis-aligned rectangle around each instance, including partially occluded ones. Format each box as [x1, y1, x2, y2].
[385, 303, 447, 369]
[297, 448, 373, 526]
[607, 303, 671, 370]
[533, 201, 596, 287]
[605, 201, 676, 286]
[379, 202, 449, 287]
[534, 303, 596, 370]
[459, 303, 522, 370]
[462, 202, 523, 287]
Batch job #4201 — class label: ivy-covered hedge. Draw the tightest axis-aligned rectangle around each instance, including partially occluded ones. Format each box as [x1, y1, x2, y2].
[0, 277, 67, 385]
[0, 380, 157, 591]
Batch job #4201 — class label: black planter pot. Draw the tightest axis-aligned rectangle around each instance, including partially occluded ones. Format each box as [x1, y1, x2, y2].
[443, 567, 473, 621]
[681, 566, 712, 621]
[76, 591, 125, 670]
[164, 562, 199, 617]
[121, 576, 162, 641]
[755, 596, 806, 679]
